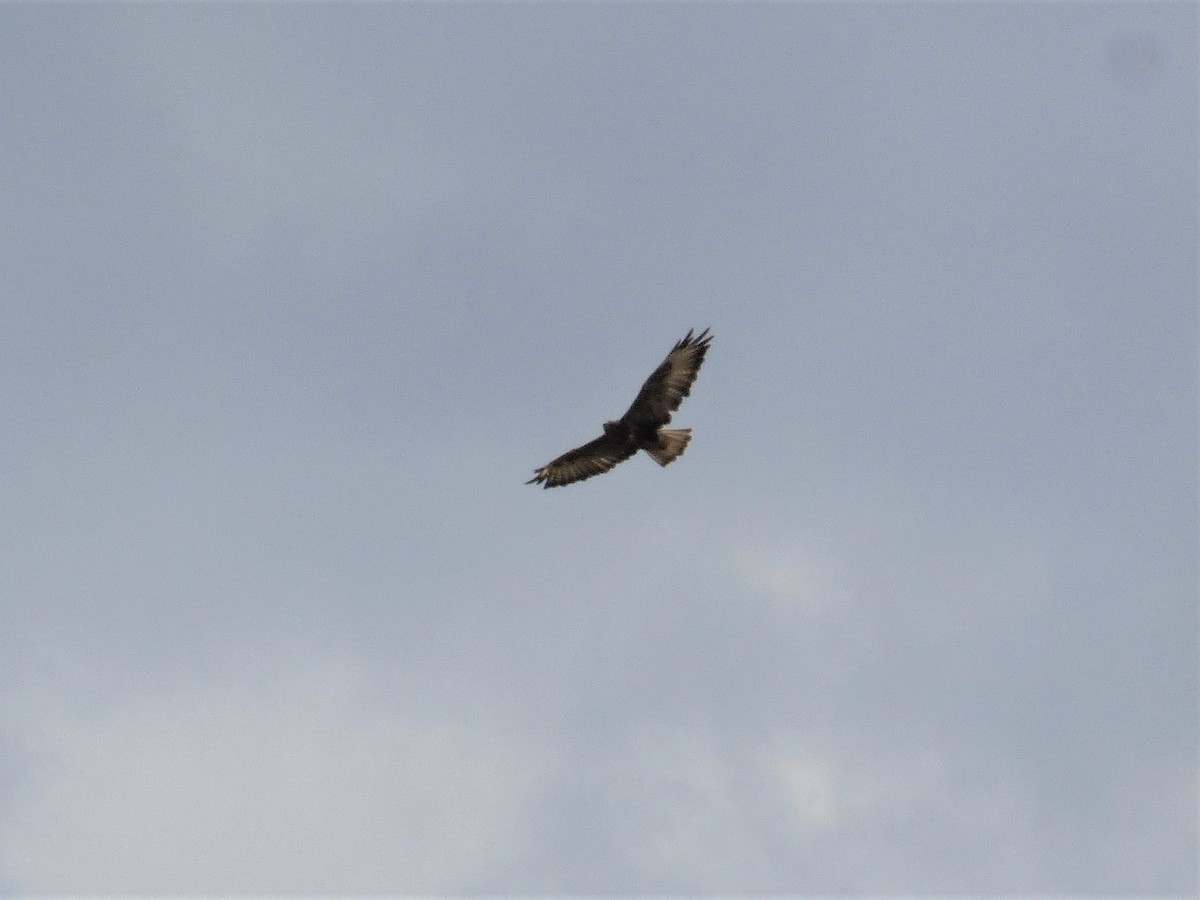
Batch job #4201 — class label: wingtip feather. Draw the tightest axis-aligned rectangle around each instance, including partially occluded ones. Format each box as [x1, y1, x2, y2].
[676, 326, 713, 350]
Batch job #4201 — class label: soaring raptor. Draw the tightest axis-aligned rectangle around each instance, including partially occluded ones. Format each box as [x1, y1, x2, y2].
[527, 328, 713, 488]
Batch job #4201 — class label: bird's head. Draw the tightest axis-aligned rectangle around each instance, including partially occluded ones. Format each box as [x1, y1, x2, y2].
[602, 420, 622, 435]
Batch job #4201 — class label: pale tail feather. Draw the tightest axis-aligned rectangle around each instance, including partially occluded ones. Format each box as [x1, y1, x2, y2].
[645, 428, 691, 467]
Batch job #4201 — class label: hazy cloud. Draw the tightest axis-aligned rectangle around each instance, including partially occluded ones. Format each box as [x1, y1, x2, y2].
[1, 2, 1194, 894]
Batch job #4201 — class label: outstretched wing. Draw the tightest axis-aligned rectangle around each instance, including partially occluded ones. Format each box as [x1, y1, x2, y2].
[526, 431, 638, 489]
[621, 327, 713, 428]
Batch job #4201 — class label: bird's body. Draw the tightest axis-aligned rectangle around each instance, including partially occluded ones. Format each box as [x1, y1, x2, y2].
[527, 328, 712, 488]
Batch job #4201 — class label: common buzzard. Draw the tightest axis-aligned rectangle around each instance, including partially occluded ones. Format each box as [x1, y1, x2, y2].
[527, 327, 713, 488]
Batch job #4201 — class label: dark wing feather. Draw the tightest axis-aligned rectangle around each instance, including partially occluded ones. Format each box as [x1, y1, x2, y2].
[621, 327, 713, 427]
[526, 431, 638, 488]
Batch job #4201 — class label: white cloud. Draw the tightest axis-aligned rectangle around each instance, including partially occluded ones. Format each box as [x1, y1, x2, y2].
[3, 661, 528, 894]
[772, 752, 838, 827]
[734, 542, 839, 617]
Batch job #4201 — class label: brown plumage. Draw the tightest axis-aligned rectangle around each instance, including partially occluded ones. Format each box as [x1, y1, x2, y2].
[527, 328, 713, 488]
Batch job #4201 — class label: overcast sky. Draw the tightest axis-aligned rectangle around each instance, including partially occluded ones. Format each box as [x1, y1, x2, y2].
[1, 2, 1195, 895]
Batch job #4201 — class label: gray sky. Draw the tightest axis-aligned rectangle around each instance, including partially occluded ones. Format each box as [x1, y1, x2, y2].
[1, 2, 1196, 894]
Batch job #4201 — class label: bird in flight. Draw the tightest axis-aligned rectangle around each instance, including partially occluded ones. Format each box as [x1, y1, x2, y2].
[527, 327, 713, 488]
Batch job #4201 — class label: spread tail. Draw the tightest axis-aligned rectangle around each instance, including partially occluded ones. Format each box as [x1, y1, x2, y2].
[644, 428, 691, 467]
